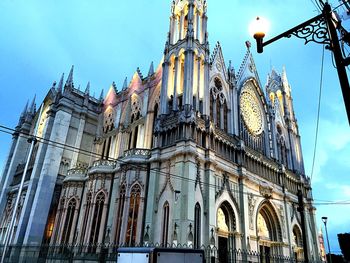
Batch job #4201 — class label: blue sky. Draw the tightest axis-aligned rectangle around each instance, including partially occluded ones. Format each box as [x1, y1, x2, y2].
[0, 0, 349, 255]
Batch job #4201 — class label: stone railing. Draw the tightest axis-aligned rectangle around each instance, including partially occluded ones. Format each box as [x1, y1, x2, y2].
[67, 168, 87, 176]
[92, 159, 117, 168]
[123, 148, 151, 158]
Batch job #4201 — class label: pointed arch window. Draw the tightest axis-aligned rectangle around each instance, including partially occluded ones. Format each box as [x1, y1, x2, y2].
[161, 202, 170, 245]
[125, 184, 141, 246]
[61, 198, 77, 244]
[115, 184, 126, 244]
[194, 203, 201, 248]
[89, 192, 105, 245]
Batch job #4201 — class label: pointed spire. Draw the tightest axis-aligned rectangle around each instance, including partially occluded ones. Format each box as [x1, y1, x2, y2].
[148, 62, 154, 77]
[85, 82, 90, 95]
[99, 89, 104, 101]
[65, 65, 74, 88]
[21, 100, 29, 117]
[29, 95, 36, 114]
[122, 77, 128, 91]
[57, 73, 64, 93]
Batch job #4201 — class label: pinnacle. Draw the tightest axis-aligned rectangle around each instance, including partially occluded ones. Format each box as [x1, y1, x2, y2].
[148, 62, 154, 77]
[85, 82, 90, 95]
[57, 73, 64, 93]
[65, 65, 74, 88]
[122, 77, 128, 91]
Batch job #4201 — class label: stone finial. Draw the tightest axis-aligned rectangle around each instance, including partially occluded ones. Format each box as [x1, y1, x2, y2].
[20, 100, 29, 118]
[57, 73, 64, 93]
[99, 89, 104, 101]
[148, 61, 154, 77]
[85, 82, 90, 95]
[122, 77, 128, 91]
[65, 65, 74, 88]
[29, 95, 36, 114]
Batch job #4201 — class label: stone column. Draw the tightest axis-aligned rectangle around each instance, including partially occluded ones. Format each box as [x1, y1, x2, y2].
[203, 60, 210, 116]
[173, 57, 179, 111]
[196, 56, 201, 111]
[22, 109, 72, 245]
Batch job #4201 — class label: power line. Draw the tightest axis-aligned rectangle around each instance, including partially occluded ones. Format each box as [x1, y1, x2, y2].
[1, 124, 349, 206]
[310, 45, 325, 182]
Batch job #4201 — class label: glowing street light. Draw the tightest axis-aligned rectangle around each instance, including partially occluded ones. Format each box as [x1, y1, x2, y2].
[250, 2, 350, 125]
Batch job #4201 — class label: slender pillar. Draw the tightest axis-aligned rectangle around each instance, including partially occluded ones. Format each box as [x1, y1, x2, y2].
[173, 57, 179, 111]
[179, 12, 184, 40]
[196, 56, 201, 111]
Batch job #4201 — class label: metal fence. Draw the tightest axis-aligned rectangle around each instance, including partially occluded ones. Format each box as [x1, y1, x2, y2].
[0, 243, 324, 263]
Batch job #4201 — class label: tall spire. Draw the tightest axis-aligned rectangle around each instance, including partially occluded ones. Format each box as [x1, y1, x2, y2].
[65, 65, 74, 88]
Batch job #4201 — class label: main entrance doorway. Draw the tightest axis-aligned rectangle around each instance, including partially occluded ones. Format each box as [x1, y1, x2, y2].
[216, 202, 236, 263]
[259, 245, 271, 263]
[218, 236, 228, 263]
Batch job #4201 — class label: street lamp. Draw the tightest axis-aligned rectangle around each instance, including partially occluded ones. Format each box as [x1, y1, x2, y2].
[250, 2, 350, 125]
[322, 217, 332, 263]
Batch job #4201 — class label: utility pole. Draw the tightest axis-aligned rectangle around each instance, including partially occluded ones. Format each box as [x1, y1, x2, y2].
[298, 189, 309, 263]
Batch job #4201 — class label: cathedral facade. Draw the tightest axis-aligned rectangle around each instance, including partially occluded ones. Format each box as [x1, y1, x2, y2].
[0, 0, 320, 261]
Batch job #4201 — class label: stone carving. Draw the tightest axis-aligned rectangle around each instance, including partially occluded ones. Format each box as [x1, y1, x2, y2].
[259, 183, 273, 199]
[279, 205, 286, 238]
[248, 193, 257, 230]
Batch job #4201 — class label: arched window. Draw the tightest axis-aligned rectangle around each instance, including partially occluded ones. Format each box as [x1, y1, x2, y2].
[132, 125, 139, 149]
[89, 192, 105, 245]
[210, 92, 214, 121]
[161, 202, 170, 245]
[80, 192, 92, 244]
[216, 99, 221, 128]
[115, 184, 126, 244]
[224, 102, 228, 131]
[194, 203, 201, 248]
[125, 184, 141, 245]
[61, 198, 77, 244]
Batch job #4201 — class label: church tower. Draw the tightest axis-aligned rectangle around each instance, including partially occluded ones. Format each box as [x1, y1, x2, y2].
[160, 0, 209, 115]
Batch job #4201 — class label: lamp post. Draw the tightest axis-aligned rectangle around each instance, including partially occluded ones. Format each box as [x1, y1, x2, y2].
[250, 1, 350, 125]
[322, 217, 332, 263]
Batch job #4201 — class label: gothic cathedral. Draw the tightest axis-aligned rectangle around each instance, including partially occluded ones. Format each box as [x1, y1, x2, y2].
[0, 0, 320, 261]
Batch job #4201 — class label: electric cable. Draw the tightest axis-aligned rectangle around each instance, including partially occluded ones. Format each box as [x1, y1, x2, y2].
[0, 124, 349, 206]
[310, 45, 325, 182]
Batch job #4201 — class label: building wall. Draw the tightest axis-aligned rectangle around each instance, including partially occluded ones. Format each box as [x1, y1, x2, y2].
[0, 0, 320, 260]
